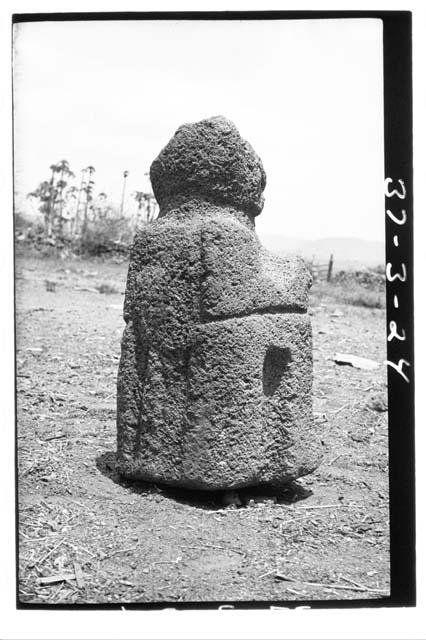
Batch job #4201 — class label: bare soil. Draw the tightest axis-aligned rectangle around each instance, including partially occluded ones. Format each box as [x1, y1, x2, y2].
[16, 252, 390, 606]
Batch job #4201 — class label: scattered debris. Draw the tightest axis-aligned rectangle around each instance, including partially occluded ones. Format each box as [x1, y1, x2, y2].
[293, 503, 370, 510]
[222, 491, 242, 508]
[313, 412, 328, 424]
[183, 543, 246, 558]
[258, 569, 276, 579]
[286, 587, 305, 596]
[368, 394, 388, 412]
[152, 557, 181, 566]
[41, 433, 67, 442]
[96, 283, 119, 295]
[16, 254, 390, 604]
[103, 545, 140, 559]
[333, 353, 380, 370]
[74, 286, 99, 293]
[274, 573, 388, 594]
[45, 280, 57, 292]
[35, 539, 65, 566]
[38, 573, 76, 585]
[330, 403, 349, 415]
[245, 495, 277, 506]
[73, 561, 85, 589]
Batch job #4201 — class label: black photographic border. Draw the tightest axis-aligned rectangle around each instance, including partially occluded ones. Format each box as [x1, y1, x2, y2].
[12, 10, 415, 610]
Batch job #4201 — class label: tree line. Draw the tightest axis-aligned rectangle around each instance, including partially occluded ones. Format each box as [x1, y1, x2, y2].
[27, 160, 158, 239]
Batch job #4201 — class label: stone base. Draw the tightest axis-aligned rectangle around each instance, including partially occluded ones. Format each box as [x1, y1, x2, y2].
[116, 313, 322, 490]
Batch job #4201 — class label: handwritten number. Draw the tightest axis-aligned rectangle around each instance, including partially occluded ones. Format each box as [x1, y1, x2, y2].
[384, 178, 409, 384]
[386, 262, 407, 283]
[386, 209, 407, 225]
[385, 359, 410, 383]
[387, 321, 406, 342]
[385, 178, 406, 199]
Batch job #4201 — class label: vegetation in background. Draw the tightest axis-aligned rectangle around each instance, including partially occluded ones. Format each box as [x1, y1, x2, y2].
[310, 279, 385, 310]
[23, 159, 159, 256]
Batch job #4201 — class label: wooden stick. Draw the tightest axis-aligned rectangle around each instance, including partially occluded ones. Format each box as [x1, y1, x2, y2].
[340, 576, 386, 593]
[35, 539, 64, 566]
[286, 587, 305, 596]
[184, 543, 245, 557]
[274, 574, 388, 594]
[327, 454, 342, 466]
[274, 574, 295, 582]
[152, 558, 181, 566]
[39, 573, 75, 585]
[103, 545, 139, 558]
[293, 504, 364, 511]
[330, 403, 349, 415]
[73, 562, 85, 589]
[258, 569, 276, 579]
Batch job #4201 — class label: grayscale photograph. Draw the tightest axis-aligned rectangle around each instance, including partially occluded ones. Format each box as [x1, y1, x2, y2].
[13, 16, 390, 605]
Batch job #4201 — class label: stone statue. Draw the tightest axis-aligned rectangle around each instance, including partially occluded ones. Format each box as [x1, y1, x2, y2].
[116, 116, 321, 490]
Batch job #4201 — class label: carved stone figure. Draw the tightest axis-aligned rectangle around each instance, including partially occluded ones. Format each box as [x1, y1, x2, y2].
[116, 116, 321, 489]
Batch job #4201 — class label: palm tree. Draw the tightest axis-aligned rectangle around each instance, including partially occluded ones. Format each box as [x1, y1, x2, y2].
[142, 172, 158, 223]
[55, 160, 75, 220]
[120, 170, 129, 217]
[74, 167, 88, 234]
[93, 192, 108, 221]
[82, 166, 96, 231]
[45, 163, 62, 236]
[27, 180, 55, 236]
[133, 190, 144, 210]
[64, 185, 78, 235]
[132, 190, 145, 229]
[132, 183, 158, 226]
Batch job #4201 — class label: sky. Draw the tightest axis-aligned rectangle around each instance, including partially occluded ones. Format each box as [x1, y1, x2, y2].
[13, 18, 384, 242]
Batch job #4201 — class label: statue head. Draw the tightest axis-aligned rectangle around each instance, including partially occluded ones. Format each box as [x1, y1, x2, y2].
[150, 116, 266, 218]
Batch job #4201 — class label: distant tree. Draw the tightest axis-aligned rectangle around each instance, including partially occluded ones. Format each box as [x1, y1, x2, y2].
[27, 180, 55, 235]
[74, 168, 88, 234]
[52, 160, 75, 233]
[120, 170, 129, 217]
[132, 189, 157, 226]
[82, 166, 96, 232]
[27, 159, 74, 237]
[55, 160, 75, 217]
[132, 190, 145, 217]
[92, 192, 109, 221]
[63, 185, 78, 235]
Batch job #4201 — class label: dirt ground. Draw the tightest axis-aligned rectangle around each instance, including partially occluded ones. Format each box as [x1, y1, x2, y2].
[15, 252, 390, 606]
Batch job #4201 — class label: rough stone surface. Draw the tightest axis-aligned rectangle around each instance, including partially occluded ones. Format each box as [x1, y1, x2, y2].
[150, 116, 266, 218]
[116, 116, 321, 489]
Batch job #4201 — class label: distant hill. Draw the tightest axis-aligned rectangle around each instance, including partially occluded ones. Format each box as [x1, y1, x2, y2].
[258, 234, 385, 270]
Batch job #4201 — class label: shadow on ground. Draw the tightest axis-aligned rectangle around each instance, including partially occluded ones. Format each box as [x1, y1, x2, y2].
[96, 450, 313, 510]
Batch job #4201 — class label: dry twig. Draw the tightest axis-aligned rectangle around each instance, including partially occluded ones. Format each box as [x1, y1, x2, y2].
[152, 557, 181, 566]
[38, 573, 76, 585]
[274, 573, 388, 594]
[73, 561, 85, 589]
[35, 539, 64, 566]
